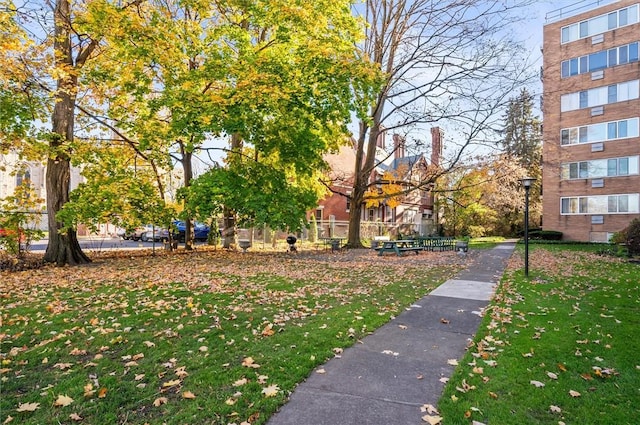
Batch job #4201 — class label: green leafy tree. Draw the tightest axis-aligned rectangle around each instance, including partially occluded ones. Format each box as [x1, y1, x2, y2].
[57, 145, 175, 235]
[2, 0, 148, 265]
[0, 178, 45, 256]
[82, 0, 379, 250]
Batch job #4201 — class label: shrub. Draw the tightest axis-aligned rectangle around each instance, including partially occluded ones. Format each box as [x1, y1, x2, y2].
[618, 218, 640, 257]
[529, 230, 563, 241]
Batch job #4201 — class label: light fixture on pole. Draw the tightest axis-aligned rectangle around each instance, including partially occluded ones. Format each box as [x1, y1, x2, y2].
[521, 177, 536, 278]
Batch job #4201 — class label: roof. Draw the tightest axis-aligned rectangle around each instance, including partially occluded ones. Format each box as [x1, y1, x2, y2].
[377, 154, 423, 173]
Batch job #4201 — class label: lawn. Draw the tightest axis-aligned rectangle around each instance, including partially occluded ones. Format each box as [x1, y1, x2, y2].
[0, 248, 461, 425]
[438, 244, 640, 424]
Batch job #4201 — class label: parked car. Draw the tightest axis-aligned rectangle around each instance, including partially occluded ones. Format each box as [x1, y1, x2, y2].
[173, 220, 210, 242]
[121, 226, 153, 241]
[141, 228, 170, 242]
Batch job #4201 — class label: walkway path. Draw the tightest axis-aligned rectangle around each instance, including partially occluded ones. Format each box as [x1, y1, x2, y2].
[267, 241, 516, 425]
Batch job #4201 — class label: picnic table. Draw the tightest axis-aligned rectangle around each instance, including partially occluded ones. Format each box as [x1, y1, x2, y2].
[376, 239, 422, 256]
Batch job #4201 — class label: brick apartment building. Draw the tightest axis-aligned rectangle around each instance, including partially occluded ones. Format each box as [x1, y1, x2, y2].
[542, 0, 640, 241]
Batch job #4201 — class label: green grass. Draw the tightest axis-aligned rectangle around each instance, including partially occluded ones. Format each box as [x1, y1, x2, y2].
[438, 244, 640, 424]
[0, 250, 460, 424]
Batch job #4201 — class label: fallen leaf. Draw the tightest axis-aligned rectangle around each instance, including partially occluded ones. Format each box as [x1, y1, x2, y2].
[530, 380, 545, 388]
[422, 414, 442, 424]
[143, 341, 156, 348]
[316, 368, 326, 374]
[569, 390, 581, 397]
[69, 413, 83, 421]
[440, 318, 450, 324]
[242, 357, 260, 368]
[175, 366, 189, 378]
[550, 405, 562, 413]
[134, 374, 145, 381]
[262, 384, 280, 397]
[439, 377, 449, 384]
[162, 379, 181, 388]
[233, 378, 248, 387]
[398, 325, 408, 330]
[83, 383, 95, 397]
[153, 397, 168, 407]
[132, 353, 144, 361]
[182, 391, 196, 399]
[199, 346, 208, 352]
[98, 388, 107, 398]
[257, 375, 268, 384]
[3, 416, 13, 424]
[420, 404, 439, 415]
[16, 402, 40, 412]
[447, 359, 458, 366]
[547, 372, 558, 380]
[261, 323, 275, 336]
[54, 394, 74, 407]
[53, 363, 73, 370]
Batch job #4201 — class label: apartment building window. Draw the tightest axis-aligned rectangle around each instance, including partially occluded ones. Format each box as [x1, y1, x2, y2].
[561, 117, 639, 145]
[561, 43, 640, 78]
[561, 194, 639, 214]
[561, 80, 640, 112]
[561, 4, 639, 44]
[561, 156, 639, 179]
[560, 193, 640, 215]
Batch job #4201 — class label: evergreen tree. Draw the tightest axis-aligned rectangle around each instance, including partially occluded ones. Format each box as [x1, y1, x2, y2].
[501, 88, 542, 173]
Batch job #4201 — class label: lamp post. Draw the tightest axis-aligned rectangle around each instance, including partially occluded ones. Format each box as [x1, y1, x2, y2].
[521, 177, 536, 278]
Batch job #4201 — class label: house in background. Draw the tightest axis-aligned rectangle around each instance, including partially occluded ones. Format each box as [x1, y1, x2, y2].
[542, 0, 640, 241]
[314, 127, 443, 238]
[0, 151, 91, 234]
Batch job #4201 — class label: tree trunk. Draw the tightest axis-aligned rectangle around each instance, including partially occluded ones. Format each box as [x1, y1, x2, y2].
[182, 149, 194, 250]
[222, 207, 236, 249]
[44, 0, 90, 265]
[222, 133, 242, 248]
[346, 108, 383, 248]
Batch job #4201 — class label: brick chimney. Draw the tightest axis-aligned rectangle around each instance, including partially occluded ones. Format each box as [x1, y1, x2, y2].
[430, 127, 443, 167]
[393, 134, 405, 159]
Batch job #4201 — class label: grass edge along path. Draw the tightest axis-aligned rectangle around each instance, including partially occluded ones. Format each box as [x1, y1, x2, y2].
[438, 244, 640, 425]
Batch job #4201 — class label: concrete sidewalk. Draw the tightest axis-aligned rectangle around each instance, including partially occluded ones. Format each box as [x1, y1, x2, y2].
[267, 241, 516, 425]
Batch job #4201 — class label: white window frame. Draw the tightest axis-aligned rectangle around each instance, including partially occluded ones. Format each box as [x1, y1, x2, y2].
[561, 4, 639, 44]
[560, 194, 639, 215]
[561, 81, 639, 112]
[561, 156, 639, 180]
[560, 117, 639, 145]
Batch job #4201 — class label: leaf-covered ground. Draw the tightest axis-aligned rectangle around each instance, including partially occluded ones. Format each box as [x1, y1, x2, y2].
[438, 246, 640, 425]
[1, 248, 463, 424]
